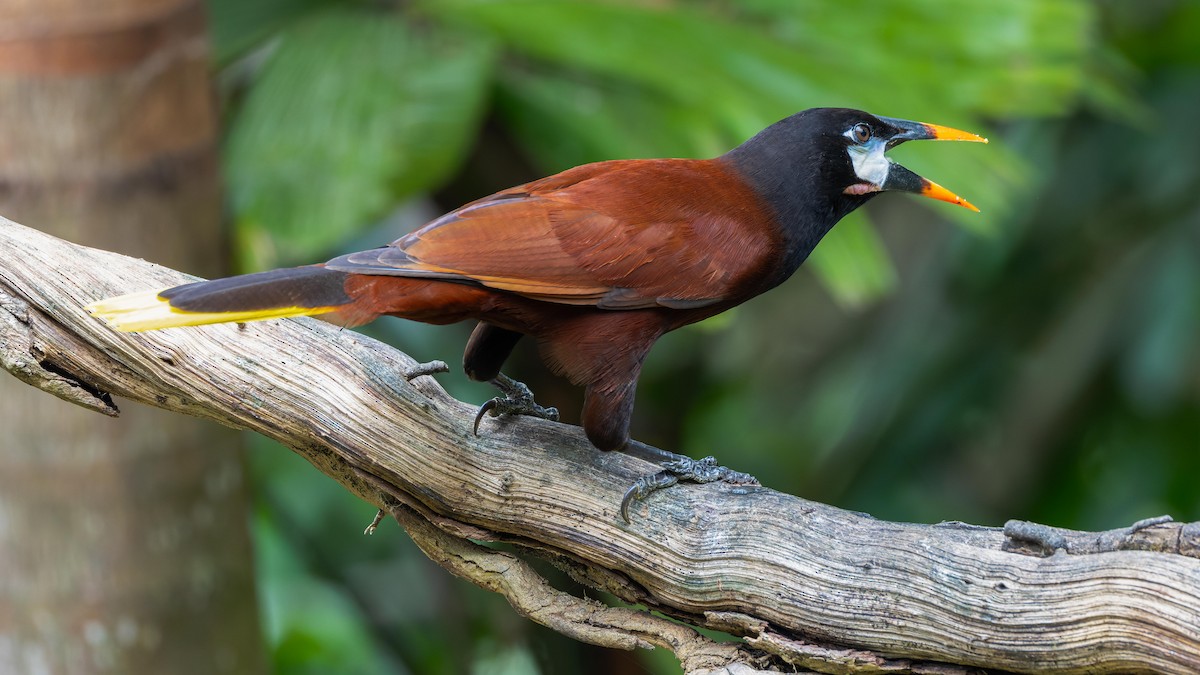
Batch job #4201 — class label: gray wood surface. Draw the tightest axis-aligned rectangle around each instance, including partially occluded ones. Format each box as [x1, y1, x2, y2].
[3, 216, 1198, 674]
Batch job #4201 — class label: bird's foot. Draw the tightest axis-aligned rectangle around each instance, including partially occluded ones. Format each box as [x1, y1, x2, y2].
[473, 373, 560, 434]
[620, 453, 759, 523]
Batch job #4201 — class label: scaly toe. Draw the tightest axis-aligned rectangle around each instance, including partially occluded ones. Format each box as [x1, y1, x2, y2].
[621, 471, 679, 523]
[620, 455, 760, 523]
[472, 381, 560, 435]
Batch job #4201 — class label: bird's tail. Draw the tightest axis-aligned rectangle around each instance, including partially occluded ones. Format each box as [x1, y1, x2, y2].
[86, 266, 356, 332]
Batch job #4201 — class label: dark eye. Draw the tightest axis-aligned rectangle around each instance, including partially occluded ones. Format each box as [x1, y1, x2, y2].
[852, 123, 872, 143]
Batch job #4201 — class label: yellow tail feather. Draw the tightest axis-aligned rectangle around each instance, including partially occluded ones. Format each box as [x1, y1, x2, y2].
[85, 289, 337, 332]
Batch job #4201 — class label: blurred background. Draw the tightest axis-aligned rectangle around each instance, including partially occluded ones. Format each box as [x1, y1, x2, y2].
[1, 0, 1197, 673]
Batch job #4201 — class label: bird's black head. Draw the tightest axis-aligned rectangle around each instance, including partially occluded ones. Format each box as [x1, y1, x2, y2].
[722, 107, 986, 270]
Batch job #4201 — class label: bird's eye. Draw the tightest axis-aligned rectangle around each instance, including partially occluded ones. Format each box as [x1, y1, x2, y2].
[852, 123, 872, 143]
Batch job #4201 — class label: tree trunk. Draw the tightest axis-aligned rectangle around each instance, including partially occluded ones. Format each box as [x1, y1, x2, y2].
[0, 2, 266, 673]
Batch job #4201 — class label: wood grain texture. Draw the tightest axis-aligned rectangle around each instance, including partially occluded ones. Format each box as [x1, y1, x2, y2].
[2, 215, 1198, 674]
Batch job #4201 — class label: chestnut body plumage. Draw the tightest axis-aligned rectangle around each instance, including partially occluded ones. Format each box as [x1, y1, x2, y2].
[88, 108, 985, 516]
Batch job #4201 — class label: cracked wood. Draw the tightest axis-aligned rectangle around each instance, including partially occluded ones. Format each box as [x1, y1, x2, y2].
[2, 216, 1199, 674]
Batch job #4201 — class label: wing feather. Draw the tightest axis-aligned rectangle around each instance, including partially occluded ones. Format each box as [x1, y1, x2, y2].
[325, 159, 777, 309]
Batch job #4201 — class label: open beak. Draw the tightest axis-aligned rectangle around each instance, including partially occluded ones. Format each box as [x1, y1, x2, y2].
[877, 116, 987, 212]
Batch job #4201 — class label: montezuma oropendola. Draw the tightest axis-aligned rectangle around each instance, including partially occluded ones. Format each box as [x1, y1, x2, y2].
[87, 108, 986, 521]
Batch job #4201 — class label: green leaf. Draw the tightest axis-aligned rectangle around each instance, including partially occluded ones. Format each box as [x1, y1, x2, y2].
[255, 513, 395, 674]
[207, 0, 344, 65]
[736, 0, 1105, 117]
[495, 70, 730, 171]
[808, 211, 897, 307]
[225, 10, 495, 269]
[425, 0, 832, 139]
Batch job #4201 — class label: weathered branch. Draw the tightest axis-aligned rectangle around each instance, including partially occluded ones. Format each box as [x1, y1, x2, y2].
[2, 215, 1198, 674]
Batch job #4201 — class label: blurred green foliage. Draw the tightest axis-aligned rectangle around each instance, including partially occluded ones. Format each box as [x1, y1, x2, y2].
[211, 0, 1104, 302]
[205, 0, 1199, 673]
[224, 11, 494, 268]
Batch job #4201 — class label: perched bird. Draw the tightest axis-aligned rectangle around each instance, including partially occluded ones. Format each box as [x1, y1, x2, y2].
[88, 108, 985, 520]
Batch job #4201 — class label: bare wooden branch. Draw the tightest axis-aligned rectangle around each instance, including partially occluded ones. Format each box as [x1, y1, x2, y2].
[1003, 516, 1200, 557]
[368, 476, 759, 674]
[3, 215, 1199, 674]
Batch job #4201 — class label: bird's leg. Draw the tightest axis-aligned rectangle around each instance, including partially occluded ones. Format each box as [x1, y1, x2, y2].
[618, 441, 760, 523]
[473, 373, 560, 434]
[577, 371, 760, 522]
[465, 323, 558, 432]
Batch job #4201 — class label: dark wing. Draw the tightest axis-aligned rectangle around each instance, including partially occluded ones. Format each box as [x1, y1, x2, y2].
[325, 159, 777, 310]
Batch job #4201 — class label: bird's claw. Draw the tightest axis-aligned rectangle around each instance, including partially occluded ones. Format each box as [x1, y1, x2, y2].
[472, 399, 498, 435]
[620, 456, 760, 523]
[621, 472, 680, 523]
[472, 375, 559, 436]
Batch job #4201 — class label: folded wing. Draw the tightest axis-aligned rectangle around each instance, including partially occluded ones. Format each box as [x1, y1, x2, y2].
[326, 160, 775, 310]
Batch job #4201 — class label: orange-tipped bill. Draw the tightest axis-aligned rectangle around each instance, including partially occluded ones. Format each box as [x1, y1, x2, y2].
[879, 116, 989, 146]
[915, 122, 989, 144]
[872, 115, 987, 211]
[919, 177, 980, 212]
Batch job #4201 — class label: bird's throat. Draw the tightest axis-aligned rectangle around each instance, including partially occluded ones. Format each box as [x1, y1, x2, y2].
[720, 151, 871, 280]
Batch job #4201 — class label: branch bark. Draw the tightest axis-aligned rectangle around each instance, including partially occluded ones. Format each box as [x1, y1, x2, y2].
[2, 215, 1198, 674]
